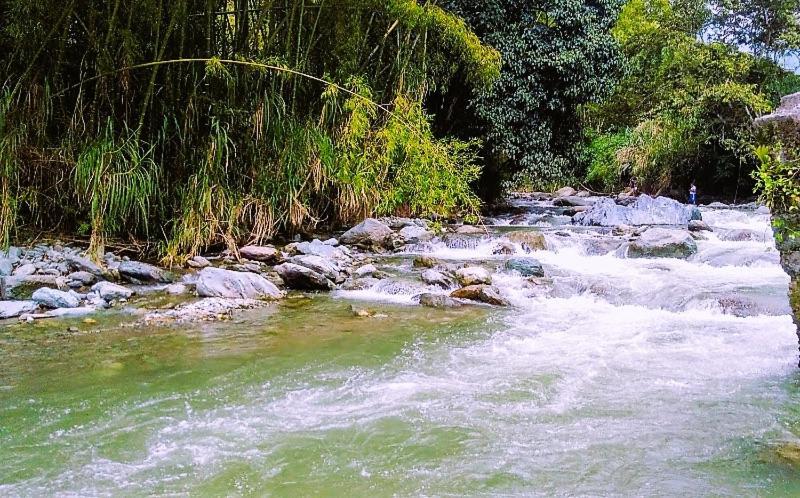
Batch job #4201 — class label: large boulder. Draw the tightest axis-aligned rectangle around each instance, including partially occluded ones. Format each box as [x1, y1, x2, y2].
[554, 187, 577, 197]
[0, 300, 38, 319]
[627, 228, 698, 259]
[507, 231, 547, 251]
[290, 239, 348, 262]
[574, 195, 701, 226]
[455, 267, 492, 286]
[118, 261, 171, 283]
[65, 253, 105, 276]
[289, 255, 343, 283]
[92, 281, 133, 301]
[339, 219, 394, 249]
[421, 269, 456, 289]
[239, 245, 281, 263]
[32, 288, 80, 309]
[553, 196, 594, 207]
[195, 267, 284, 299]
[274, 263, 335, 291]
[505, 257, 545, 277]
[399, 225, 434, 244]
[451, 285, 509, 306]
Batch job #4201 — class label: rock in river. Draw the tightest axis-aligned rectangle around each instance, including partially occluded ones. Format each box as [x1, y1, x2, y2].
[118, 261, 171, 283]
[196, 267, 284, 299]
[451, 285, 509, 306]
[455, 267, 492, 286]
[418, 293, 463, 308]
[92, 281, 134, 301]
[574, 195, 701, 226]
[239, 245, 281, 263]
[0, 300, 38, 319]
[274, 263, 335, 291]
[339, 218, 394, 249]
[626, 228, 698, 259]
[505, 257, 545, 277]
[32, 288, 80, 309]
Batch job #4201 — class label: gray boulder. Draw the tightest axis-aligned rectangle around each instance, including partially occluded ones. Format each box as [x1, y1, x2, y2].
[418, 293, 463, 308]
[574, 195, 701, 226]
[239, 245, 281, 263]
[0, 300, 38, 319]
[32, 288, 81, 309]
[187, 255, 212, 268]
[291, 239, 348, 261]
[451, 285, 509, 306]
[688, 220, 712, 232]
[65, 254, 105, 276]
[289, 255, 343, 283]
[118, 261, 171, 283]
[354, 264, 378, 278]
[67, 271, 96, 286]
[13, 263, 37, 277]
[399, 225, 434, 244]
[339, 219, 394, 249]
[195, 267, 284, 299]
[505, 257, 545, 277]
[553, 196, 594, 207]
[274, 263, 334, 291]
[455, 267, 492, 286]
[554, 187, 577, 197]
[627, 228, 698, 259]
[92, 281, 134, 301]
[0, 258, 12, 276]
[421, 269, 456, 289]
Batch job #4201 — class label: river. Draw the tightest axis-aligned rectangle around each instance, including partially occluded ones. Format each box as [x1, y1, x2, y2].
[2, 199, 800, 496]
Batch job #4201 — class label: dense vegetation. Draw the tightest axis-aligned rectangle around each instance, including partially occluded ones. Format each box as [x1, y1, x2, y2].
[582, 0, 800, 199]
[0, 0, 499, 261]
[2, 0, 800, 260]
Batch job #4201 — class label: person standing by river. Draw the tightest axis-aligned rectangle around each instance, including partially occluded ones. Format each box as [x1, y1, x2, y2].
[689, 182, 697, 205]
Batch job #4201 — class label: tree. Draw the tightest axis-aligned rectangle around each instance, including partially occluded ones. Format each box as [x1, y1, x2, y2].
[436, 0, 624, 198]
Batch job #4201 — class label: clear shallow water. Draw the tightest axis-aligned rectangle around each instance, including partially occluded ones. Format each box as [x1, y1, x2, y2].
[2, 202, 800, 496]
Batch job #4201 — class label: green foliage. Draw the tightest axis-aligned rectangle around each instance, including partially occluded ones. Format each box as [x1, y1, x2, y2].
[753, 144, 800, 212]
[584, 0, 789, 196]
[584, 130, 631, 191]
[0, 0, 500, 259]
[438, 0, 624, 196]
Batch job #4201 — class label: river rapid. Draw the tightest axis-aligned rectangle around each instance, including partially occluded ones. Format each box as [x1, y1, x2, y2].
[2, 197, 800, 496]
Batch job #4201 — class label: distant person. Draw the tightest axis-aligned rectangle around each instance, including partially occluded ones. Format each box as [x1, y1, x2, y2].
[628, 176, 639, 195]
[689, 182, 697, 205]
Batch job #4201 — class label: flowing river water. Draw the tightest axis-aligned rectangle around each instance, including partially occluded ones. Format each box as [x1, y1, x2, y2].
[2, 198, 800, 496]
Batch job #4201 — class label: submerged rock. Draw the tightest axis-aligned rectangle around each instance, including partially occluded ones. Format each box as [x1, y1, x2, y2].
[118, 261, 171, 283]
[455, 267, 492, 286]
[627, 228, 698, 259]
[0, 300, 38, 319]
[92, 281, 134, 301]
[339, 218, 394, 249]
[196, 267, 284, 299]
[274, 263, 334, 291]
[574, 195, 701, 226]
[505, 257, 545, 277]
[32, 288, 80, 309]
[145, 298, 266, 324]
[451, 285, 509, 306]
[418, 293, 463, 308]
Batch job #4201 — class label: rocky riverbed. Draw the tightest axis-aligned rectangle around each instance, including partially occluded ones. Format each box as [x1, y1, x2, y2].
[0, 191, 784, 328]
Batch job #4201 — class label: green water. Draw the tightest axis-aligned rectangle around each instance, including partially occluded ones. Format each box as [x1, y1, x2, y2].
[2, 295, 800, 496]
